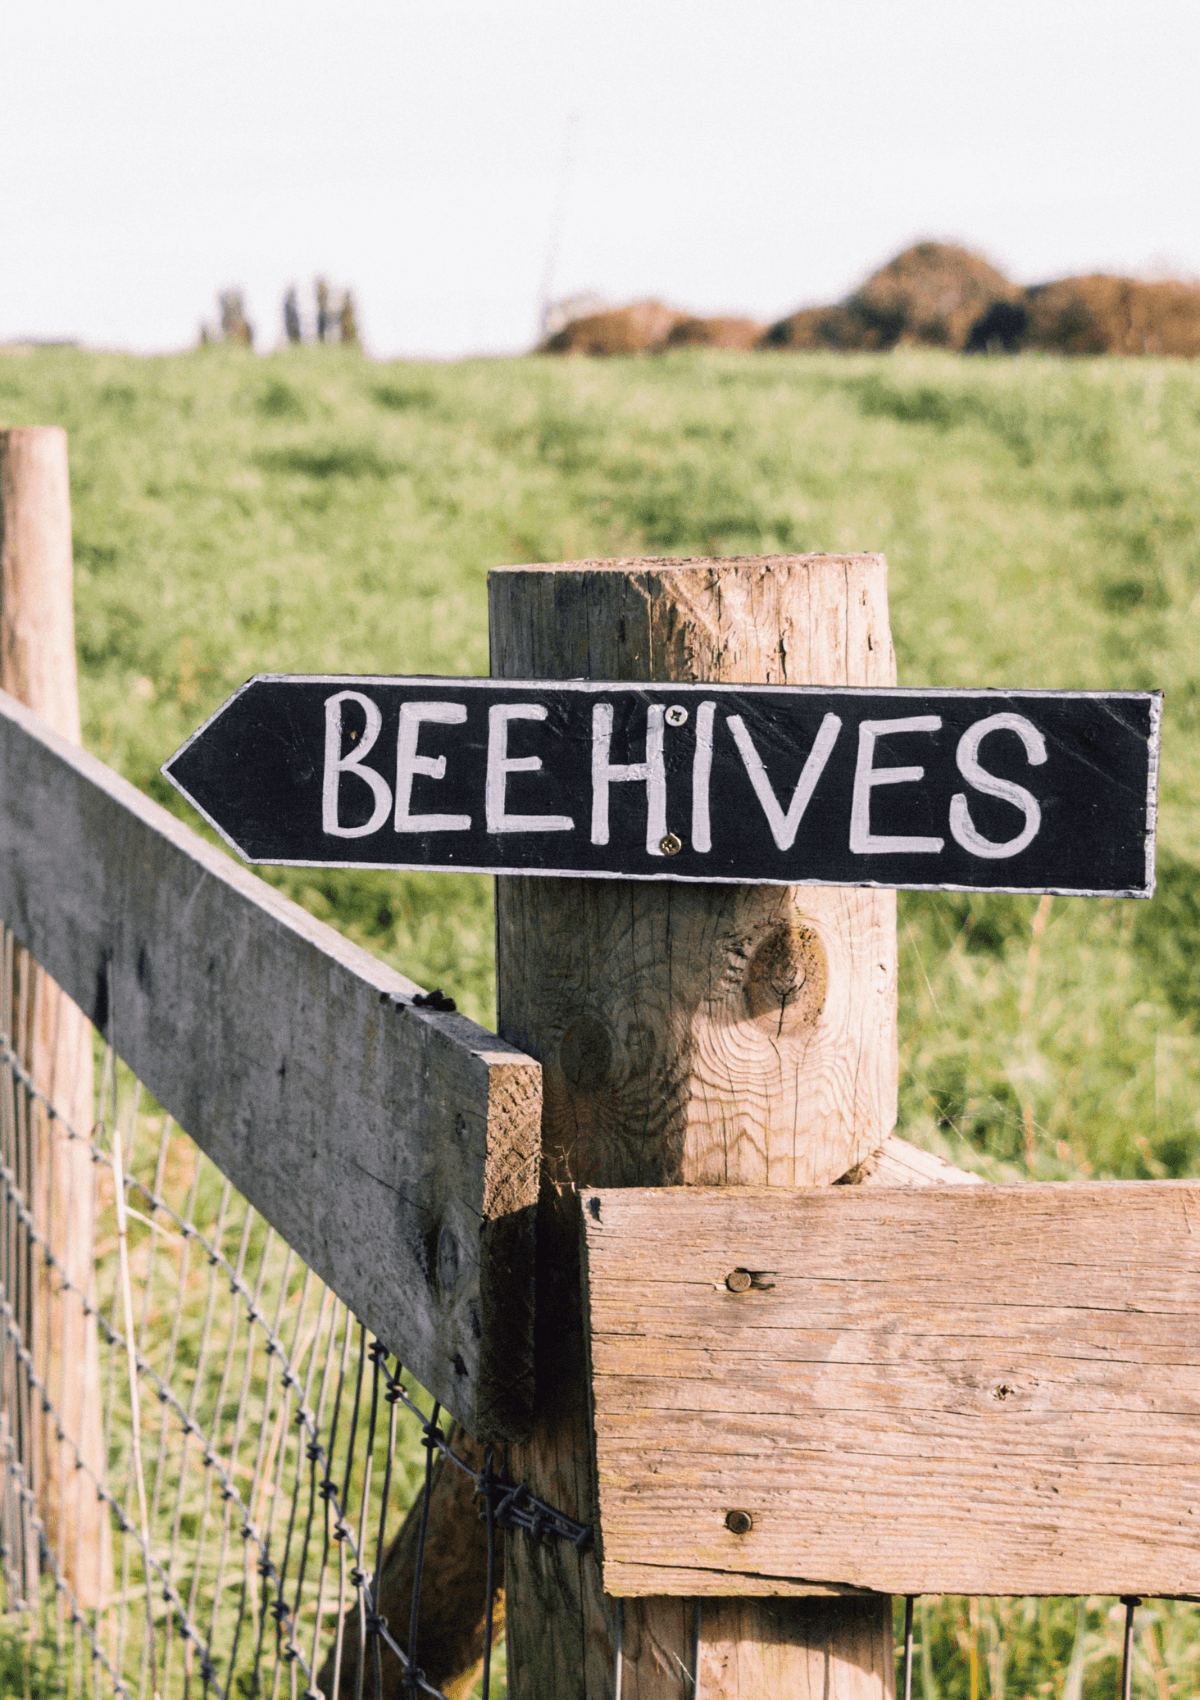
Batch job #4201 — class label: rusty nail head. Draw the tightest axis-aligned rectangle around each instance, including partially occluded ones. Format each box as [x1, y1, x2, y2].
[725, 1269, 752, 1293]
[665, 704, 688, 726]
[725, 1510, 753, 1535]
[660, 832, 683, 856]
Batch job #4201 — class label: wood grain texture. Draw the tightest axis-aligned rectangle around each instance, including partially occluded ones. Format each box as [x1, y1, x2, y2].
[843, 1130, 986, 1190]
[695, 1599, 895, 1700]
[583, 1181, 1200, 1599]
[491, 556, 898, 1199]
[0, 690, 540, 1440]
[0, 428, 107, 1605]
[0, 430, 81, 743]
[361, 1134, 973, 1700]
[492, 557, 898, 1699]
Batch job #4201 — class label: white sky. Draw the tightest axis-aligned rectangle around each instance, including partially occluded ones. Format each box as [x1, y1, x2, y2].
[3, 0, 1199, 358]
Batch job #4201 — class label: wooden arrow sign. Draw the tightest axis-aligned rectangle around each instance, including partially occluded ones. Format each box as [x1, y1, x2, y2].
[164, 677, 1160, 896]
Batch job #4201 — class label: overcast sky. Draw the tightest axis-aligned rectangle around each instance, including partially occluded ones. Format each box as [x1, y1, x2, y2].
[3, 0, 1198, 358]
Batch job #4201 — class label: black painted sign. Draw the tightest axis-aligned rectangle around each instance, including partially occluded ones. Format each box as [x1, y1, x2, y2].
[163, 677, 1160, 896]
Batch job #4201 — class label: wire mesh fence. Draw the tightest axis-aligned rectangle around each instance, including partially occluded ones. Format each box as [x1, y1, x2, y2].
[2, 922, 1200, 1700]
[896, 1592, 1200, 1700]
[0, 930, 527, 1700]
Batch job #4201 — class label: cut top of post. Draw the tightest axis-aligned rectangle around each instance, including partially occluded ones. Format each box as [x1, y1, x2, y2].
[488, 553, 896, 688]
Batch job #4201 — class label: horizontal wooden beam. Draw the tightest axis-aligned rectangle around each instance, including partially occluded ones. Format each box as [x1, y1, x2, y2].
[581, 1181, 1200, 1599]
[0, 690, 541, 1441]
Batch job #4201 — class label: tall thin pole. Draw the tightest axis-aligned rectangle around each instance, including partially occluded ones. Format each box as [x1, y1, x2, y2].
[0, 427, 109, 1606]
[1120, 1596, 1139, 1700]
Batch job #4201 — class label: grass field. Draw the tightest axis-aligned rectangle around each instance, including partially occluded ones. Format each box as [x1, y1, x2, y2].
[3, 341, 1200, 1697]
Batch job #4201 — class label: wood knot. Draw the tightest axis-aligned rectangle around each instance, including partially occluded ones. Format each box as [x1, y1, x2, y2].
[745, 922, 826, 1031]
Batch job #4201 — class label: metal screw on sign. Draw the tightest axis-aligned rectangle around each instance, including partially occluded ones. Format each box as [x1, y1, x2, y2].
[660, 833, 683, 856]
[1120, 1596, 1140, 1700]
[665, 704, 688, 726]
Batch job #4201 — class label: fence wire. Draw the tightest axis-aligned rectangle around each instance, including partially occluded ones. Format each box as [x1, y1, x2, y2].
[4, 927, 1199, 1700]
[0, 932, 583, 1700]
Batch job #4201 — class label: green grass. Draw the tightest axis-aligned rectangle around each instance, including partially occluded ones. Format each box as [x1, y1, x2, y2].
[3, 341, 1200, 1695]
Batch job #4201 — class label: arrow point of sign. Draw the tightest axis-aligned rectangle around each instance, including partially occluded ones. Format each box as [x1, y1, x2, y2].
[161, 678, 270, 864]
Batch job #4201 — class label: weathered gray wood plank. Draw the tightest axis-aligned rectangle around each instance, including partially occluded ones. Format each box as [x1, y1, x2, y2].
[582, 1182, 1200, 1598]
[0, 689, 541, 1440]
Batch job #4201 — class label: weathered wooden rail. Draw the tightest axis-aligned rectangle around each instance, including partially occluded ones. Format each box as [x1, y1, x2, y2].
[0, 686, 541, 1440]
[583, 1180, 1200, 1601]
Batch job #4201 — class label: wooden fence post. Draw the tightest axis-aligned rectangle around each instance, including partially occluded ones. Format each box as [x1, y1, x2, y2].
[0, 426, 108, 1606]
[490, 555, 898, 1699]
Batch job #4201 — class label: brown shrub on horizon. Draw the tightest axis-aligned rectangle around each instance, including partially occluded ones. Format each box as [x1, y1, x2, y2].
[764, 242, 1020, 353]
[665, 316, 764, 350]
[540, 299, 687, 355]
[853, 241, 1020, 349]
[1021, 275, 1200, 356]
[761, 304, 865, 351]
[532, 248, 1200, 362]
